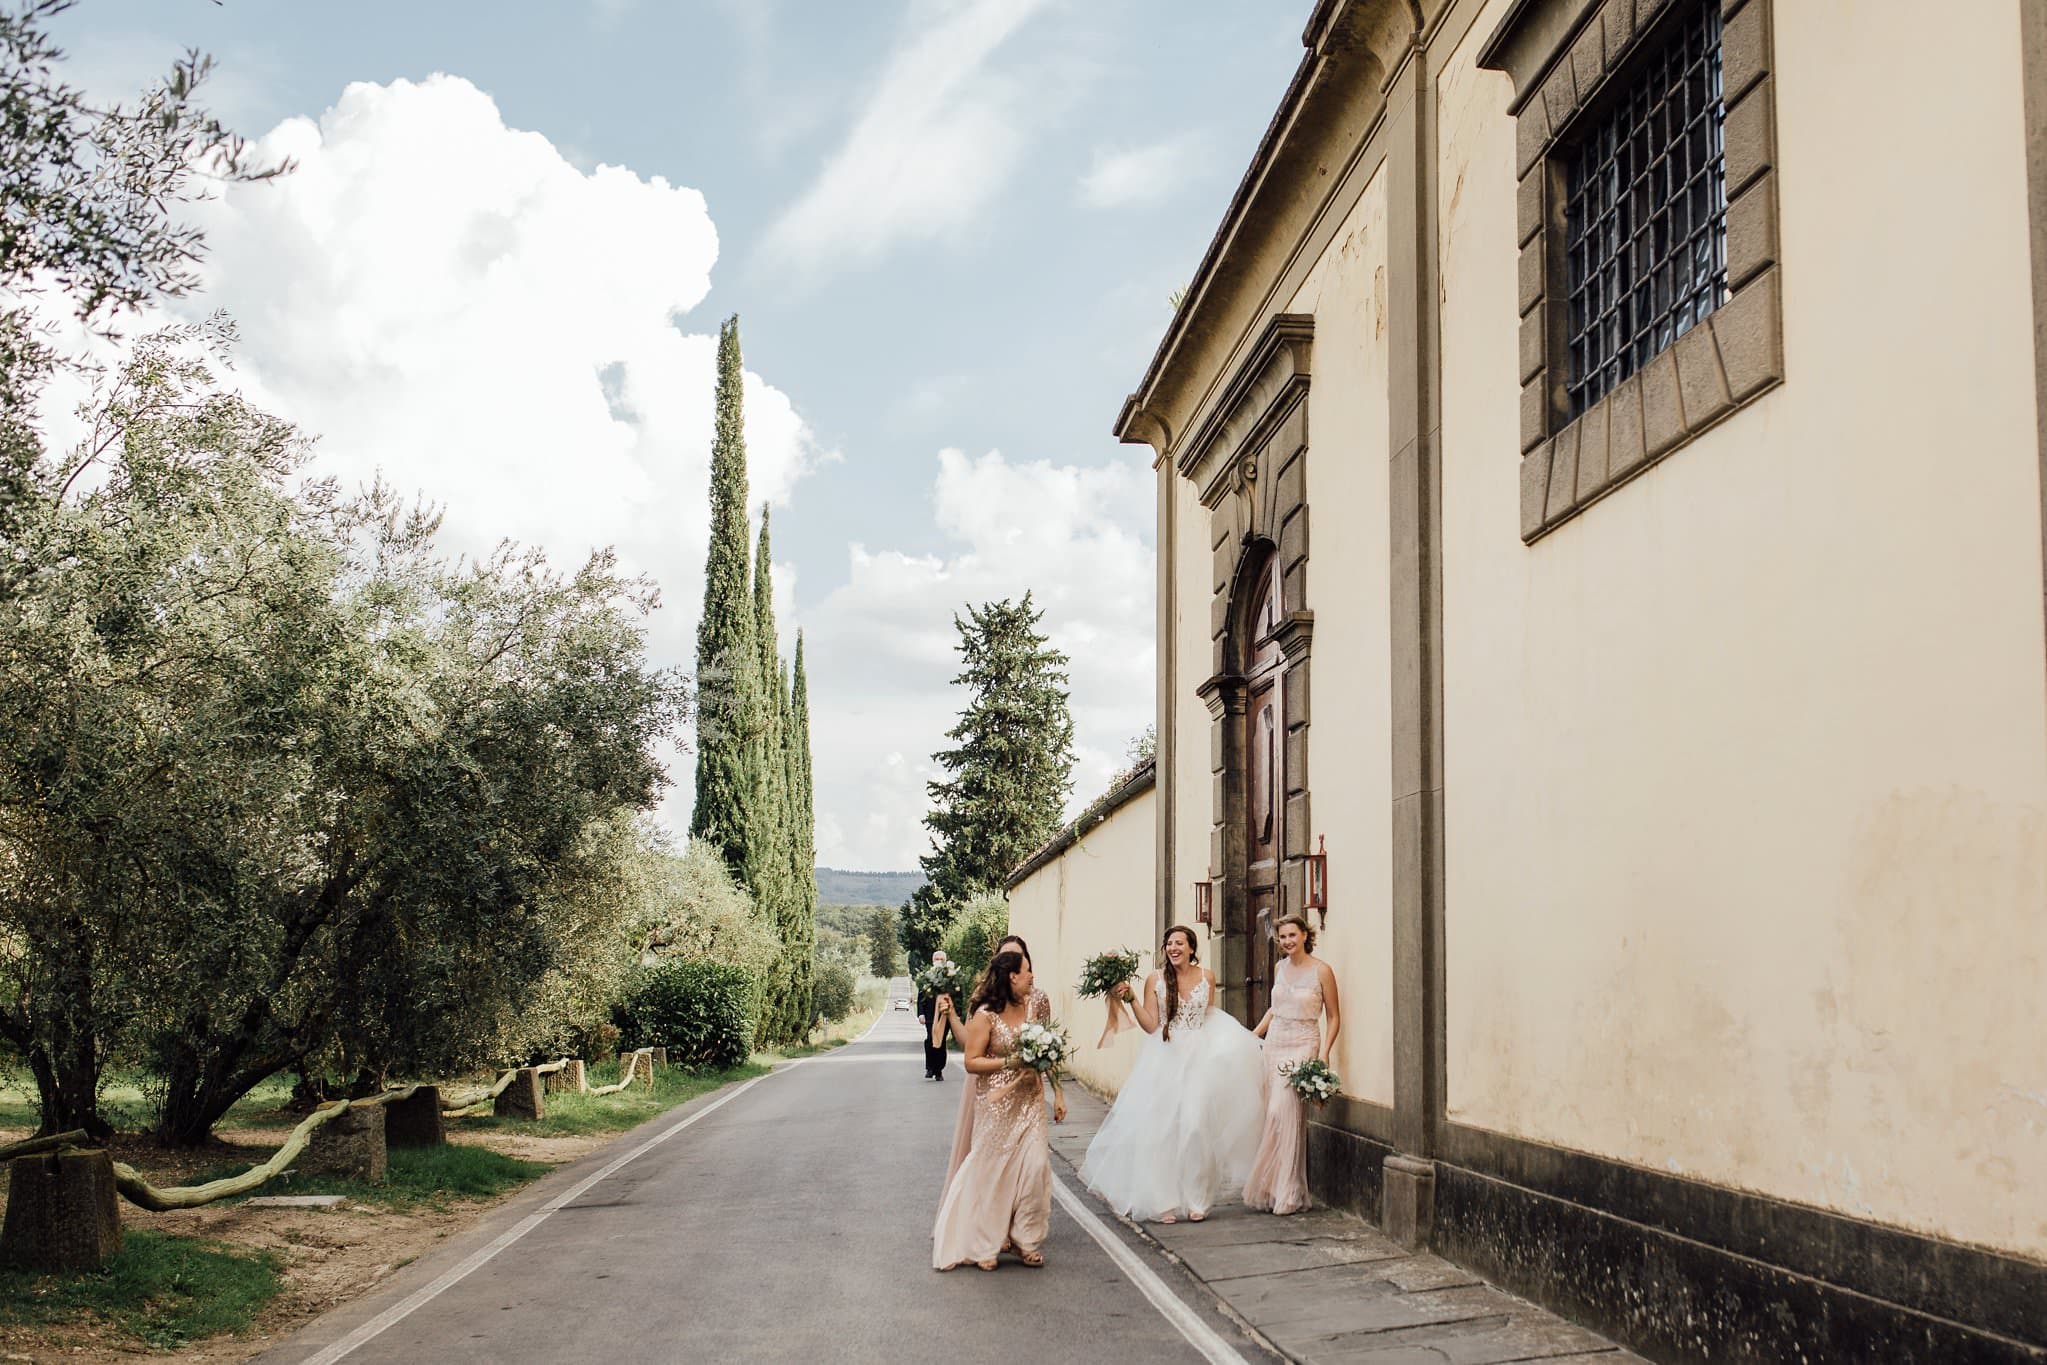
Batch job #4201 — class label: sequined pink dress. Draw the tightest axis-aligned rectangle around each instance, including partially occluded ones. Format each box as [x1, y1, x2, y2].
[944, 988, 1048, 1188]
[1245, 957, 1323, 1215]
[931, 1008, 1051, 1269]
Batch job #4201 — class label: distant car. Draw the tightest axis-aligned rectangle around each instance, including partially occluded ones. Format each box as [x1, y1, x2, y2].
[892, 997, 911, 1011]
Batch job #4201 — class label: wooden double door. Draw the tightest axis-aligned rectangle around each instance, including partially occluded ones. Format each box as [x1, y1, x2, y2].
[1240, 556, 1286, 1025]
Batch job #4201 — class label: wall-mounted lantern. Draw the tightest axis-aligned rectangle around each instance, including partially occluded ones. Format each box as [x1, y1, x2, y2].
[1193, 879, 1214, 927]
[1304, 835, 1329, 926]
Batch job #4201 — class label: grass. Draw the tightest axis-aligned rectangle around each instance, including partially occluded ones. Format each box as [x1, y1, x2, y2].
[465, 1059, 769, 1139]
[186, 1142, 550, 1211]
[0, 1229, 284, 1350]
[765, 1007, 881, 1059]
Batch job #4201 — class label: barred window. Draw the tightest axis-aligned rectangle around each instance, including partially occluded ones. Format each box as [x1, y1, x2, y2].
[1564, 2, 1727, 415]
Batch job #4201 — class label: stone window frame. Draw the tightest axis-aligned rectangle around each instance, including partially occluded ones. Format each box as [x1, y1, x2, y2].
[1485, 0, 1784, 543]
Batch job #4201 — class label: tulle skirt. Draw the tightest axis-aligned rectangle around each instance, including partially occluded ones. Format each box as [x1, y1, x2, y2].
[1079, 1011, 1266, 1220]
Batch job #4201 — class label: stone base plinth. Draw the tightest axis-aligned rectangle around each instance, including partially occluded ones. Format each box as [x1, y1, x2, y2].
[1, 1149, 123, 1271]
[495, 1068, 544, 1121]
[385, 1086, 444, 1148]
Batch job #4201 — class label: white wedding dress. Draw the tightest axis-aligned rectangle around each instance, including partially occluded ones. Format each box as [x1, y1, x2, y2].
[1079, 973, 1266, 1220]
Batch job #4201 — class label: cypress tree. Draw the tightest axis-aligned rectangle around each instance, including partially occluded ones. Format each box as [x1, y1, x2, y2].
[787, 633, 818, 1022]
[691, 316, 763, 877]
[746, 506, 803, 1045]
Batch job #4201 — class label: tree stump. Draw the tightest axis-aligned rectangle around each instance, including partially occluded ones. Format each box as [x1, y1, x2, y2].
[545, 1060, 586, 1095]
[0, 1149, 123, 1272]
[385, 1086, 445, 1148]
[496, 1068, 544, 1121]
[649, 1047, 668, 1071]
[297, 1105, 387, 1183]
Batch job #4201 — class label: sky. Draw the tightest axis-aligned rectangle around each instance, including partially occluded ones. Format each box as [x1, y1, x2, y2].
[49, 0, 1305, 872]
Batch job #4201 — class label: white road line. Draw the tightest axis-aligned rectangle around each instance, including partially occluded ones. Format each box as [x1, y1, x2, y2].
[296, 1062, 805, 1365]
[1051, 1174, 1250, 1365]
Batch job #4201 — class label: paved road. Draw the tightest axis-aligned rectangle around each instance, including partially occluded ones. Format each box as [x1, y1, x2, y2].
[261, 981, 1272, 1365]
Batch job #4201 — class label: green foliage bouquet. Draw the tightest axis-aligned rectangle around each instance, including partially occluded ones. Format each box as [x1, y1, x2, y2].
[914, 959, 965, 1000]
[1278, 1057, 1340, 1107]
[1076, 948, 1142, 1000]
[1011, 1020, 1072, 1077]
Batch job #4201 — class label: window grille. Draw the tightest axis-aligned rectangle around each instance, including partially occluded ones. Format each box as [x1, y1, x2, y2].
[1564, 2, 1727, 415]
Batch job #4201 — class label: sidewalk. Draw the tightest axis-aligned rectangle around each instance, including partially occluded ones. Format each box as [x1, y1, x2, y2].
[1050, 1085, 1647, 1365]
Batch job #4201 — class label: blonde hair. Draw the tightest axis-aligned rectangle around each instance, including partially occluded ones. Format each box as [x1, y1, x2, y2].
[1274, 913, 1316, 955]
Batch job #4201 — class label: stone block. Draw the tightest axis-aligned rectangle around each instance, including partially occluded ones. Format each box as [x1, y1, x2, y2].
[1516, 169, 1543, 247]
[1574, 402, 1612, 501]
[0, 1150, 122, 1272]
[650, 1048, 668, 1070]
[299, 1105, 387, 1183]
[1275, 450, 1306, 518]
[1726, 173, 1779, 290]
[1279, 510, 1308, 573]
[1724, 78, 1775, 197]
[1674, 323, 1733, 431]
[1284, 727, 1309, 796]
[1516, 242, 1544, 318]
[1520, 443, 1553, 541]
[495, 1067, 545, 1122]
[545, 1059, 587, 1095]
[1569, 21, 1605, 101]
[1641, 349, 1685, 459]
[1282, 563, 1307, 618]
[1212, 534, 1234, 594]
[1515, 94, 1550, 178]
[1712, 267, 1784, 400]
[1518, 309, 1544, 385]
[629, 1051, 655, 1088]
[1285, 666, 1310, 728]
[1382, 1155, 1437, 1250]
[1540, 61, 1578, 134]
[1606, 374, 1647, 481]
[384, 1085, 445, 1148]
[1520, 377, 1547, 454]
[1208, 590, 1229, 642]
[1602, 0, 1642, 70]
[1722, 0, 1770, 103]
[1544, 422, 1579, 525]
[1284, 794, 1312, 858]
[1209, 718, 1225, 771]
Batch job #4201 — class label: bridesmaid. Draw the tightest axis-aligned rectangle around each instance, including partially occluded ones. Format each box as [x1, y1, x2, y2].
[932, 950, 1067, 1270]
[937, 935, 1050, 1189]
[1245, 914, 1341, 1215]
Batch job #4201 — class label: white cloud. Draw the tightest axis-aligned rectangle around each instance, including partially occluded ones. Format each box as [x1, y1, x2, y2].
[760, 0, 1055, 273]
[1079, 134, 1202, 209]
[135, 75, 824, 831]
[802, 448, 1155, 870]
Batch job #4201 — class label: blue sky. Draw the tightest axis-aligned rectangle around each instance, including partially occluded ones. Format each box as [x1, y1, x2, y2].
[53, 0, 1304, 870]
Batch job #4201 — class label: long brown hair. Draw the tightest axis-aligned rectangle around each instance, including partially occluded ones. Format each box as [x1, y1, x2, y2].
[969, 950, 1029, 1017]
[1160, 925, 1198, 1041]
[970, 935, 1031, 1005]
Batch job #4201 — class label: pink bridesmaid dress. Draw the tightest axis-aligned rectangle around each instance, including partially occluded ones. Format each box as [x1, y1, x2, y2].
[1244, 957, 1323, 1214]
[931, 1008, 1052, 1269]
[944, 988, 1048, 1188]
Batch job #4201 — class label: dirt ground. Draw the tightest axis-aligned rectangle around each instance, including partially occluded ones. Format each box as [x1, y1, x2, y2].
[0, 1122, 611, 1363]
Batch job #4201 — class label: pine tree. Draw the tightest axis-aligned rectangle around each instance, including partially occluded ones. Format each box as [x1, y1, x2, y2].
[691, 316, 764, 877]
[904, 594, 1074, 959]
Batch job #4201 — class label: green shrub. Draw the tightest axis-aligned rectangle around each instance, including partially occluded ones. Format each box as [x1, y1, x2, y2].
[854, 975, 887, 1015]
[939, 893, 1010, 989]
[813, 960, 856, 1022]
[618, 959, 754, 1070]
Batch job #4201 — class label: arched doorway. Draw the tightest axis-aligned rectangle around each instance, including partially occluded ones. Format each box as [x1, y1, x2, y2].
[1237, 547, 1286, 1025]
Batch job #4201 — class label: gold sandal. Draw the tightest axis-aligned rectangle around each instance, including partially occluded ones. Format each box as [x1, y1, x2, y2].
[1017, 1248, 1045, 1267]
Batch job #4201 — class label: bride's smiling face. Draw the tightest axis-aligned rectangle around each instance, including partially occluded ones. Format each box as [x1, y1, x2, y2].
[1162, 930, 1193, 968]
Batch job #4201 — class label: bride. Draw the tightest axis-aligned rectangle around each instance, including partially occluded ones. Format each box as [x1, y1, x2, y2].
[1079, 925, 1265, 1222]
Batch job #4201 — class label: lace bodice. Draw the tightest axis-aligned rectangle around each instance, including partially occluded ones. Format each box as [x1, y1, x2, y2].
[1153, 973, 1212, 1033]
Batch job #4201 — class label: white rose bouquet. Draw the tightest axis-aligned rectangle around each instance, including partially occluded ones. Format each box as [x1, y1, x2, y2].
[1010, 1020, 1072, 1078]
[914, 960, 965, 1000]
[1278, 1057, 1340, 1107]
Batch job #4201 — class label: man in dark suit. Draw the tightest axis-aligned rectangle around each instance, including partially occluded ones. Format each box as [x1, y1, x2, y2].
[916, 950, 956, 1080]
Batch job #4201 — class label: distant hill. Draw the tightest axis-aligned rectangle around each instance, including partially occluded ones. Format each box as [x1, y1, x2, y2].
[815, 867, 926, 907]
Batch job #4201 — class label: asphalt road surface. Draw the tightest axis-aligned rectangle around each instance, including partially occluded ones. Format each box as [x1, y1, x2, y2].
[260, 979, 1271, 1364]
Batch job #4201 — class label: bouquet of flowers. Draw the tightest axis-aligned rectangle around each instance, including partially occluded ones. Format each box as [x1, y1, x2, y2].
[1010, 1020, 1072, 1078]
[1278, 1058, 1340, 1107]
[1076, 948, 1142, 1000]
[914, 960, 965, 1000]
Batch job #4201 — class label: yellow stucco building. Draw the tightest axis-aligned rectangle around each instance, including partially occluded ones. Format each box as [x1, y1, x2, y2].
[1011, 0, 2047, 1357]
